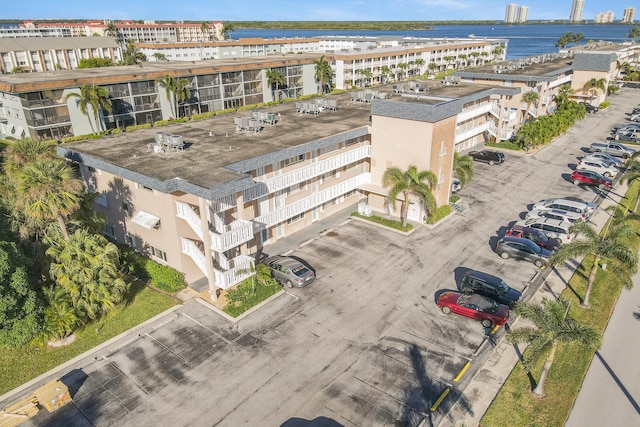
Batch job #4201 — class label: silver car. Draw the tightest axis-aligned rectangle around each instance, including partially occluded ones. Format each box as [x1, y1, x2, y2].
[266, 255, 316, 288]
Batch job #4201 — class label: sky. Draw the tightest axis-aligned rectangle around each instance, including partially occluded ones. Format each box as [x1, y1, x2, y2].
[3, 1, 637, 22]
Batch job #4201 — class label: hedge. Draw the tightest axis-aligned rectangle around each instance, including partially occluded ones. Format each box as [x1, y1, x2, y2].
[350, 212, 413, 232]
[427, 205, 452, 224]
[125, 123, 152, 132]
[120, 247, 187, 293]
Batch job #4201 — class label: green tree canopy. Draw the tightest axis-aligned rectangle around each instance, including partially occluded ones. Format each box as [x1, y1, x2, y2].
[78, 58, 115, 68]
[382, 165, 437, 227]
[453, 152, 474, 187]
[314, 55, 332, 94]
[65, 84, 113, 134]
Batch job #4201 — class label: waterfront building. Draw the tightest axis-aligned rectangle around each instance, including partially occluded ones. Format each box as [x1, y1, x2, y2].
[0, 26, 70, 38]
[0, 37, 122, 74]
[594, 11, 615, 23]
[516, 6, 529, 23]
[570, 0, 585, 22]
[505, 4, 518, 23]
[622, 7, 636, 23]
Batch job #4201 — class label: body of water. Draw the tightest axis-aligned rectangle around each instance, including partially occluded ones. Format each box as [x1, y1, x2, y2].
[233, 24, 635, 59]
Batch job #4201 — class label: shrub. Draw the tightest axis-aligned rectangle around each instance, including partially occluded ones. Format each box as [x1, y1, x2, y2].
[120, 247, 187, 293]
[125, 123, 152, 132]
[427, 205, 452, 224]
[223, 264, 281, 317]
[190, 112, 215, 121]
[450, 195, 460, 203]
[599, 101, 610, 109]
[350, 212, 413, 232]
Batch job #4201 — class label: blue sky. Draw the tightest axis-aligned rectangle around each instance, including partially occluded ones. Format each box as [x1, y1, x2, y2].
[4, 1, 637, 22]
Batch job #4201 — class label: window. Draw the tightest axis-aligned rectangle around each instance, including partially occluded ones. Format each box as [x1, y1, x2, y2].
[282, 154, 305, 167]
[287, 212, 304, 224]
[288, 181, 306, 195]
[104, 225, 115, 239]
[440, 141, 446, 156]
[95, 192, 108, 208]
[150, 246, 167, 261]
[124, 233, 137, 248]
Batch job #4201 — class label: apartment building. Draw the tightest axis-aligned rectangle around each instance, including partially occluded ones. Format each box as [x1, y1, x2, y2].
[594, 11, 615, 23]
[623, 7, 636, 23]
[505, 4, 518, 23]
[0, 37, 122, 73]
[55, 81, 518, 298]
[516, 6, 529, 23]
[570, 0, 585, 22]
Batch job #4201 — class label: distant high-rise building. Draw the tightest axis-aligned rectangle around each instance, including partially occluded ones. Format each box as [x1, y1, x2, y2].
[594, 11, 615, 23]
[570, 0, 584, 22]
[516, 6, 529, 23]
[623, 7, 636, 23]
[505, 3, 518, 23]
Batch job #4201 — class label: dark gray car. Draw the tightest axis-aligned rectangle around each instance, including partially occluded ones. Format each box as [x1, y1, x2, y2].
[496, 236, 552, 268]
[458, 269, 521, 308]
[265, 255, 316, 288]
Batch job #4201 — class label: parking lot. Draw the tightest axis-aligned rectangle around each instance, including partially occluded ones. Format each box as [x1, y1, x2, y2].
[9, 86, 640, 427]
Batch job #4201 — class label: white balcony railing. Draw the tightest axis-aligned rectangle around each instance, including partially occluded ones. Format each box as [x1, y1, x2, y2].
[213, 254, 254, 289]
[210, 219, 254, 252]
[254, 173, 370, 229]
[549, 74, 572, 89]
[487, 122, 498, 138]
[455, 122, 490, 144]
[175, 201, 204, 240]
[489, 103, 501, 118]
[181, 238, 208, 277]
[528, 105, 538, 118]
[503, 109, 517, 125]
[457, 103, 493, 123]
[243, 145, 372, 202]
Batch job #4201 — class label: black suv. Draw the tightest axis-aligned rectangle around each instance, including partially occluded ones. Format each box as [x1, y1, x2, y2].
[469, 150, 505, 165]
[580, 102, 599, 114]
[458, 269, 522, 308]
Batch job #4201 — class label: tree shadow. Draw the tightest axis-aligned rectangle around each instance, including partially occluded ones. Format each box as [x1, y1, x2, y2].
[509, 340, 537, 391]
[594, 351, 640, 416]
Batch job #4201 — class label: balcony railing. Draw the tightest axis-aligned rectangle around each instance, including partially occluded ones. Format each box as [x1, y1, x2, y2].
[209, 194, 237, 213]
[210, 219, 253, 252]
[457, 103, 493, 123]
[254, 173, 370, 229]
[243, 145, 372, 202]
[489, 103, 501, 118]
[213, 254, 254, 289]
[181, 238, 208, 277]
[175, 201, 203, 240]
[455, 122, 489, 144]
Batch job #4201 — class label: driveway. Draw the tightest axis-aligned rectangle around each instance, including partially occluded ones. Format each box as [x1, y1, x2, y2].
[8, 87, 640, 427]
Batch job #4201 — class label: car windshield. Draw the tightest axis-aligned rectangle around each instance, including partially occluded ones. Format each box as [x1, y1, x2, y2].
[498, 281, 509, 293]
[292, 265, 310, 276]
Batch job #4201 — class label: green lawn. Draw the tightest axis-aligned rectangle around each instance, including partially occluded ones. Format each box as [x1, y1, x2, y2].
[482, 182, 640, 426]
[0, 287, 178, 395]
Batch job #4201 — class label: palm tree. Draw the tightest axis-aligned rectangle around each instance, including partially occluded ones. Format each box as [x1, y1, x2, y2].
[571, 32, 584, 47]
[397, 62, 408, 79]
[553, 85, 574, 108]
[357, 69, 373, 87]
[555, 32, 573, 49]
[453, 152, 474, 187]
[156, 75, 191, 118]
[40, 285, 79, 340]
[491, 45, 504, 61]
[12, 66, 25, 73]
[200, 22, 209, 42]
[65, 84, 112, 134]
[380, 65, 391, 84]
[172, 77, 192, 117]
[414, 58, 425, 76]
[314, 55, 332, 94]
[14, 157, 83, 240]
[265, 68, 286, 102]
[105, 22, 119, 39]
[121, 39, 146, 65]
[583, 78, 607, 104]
[46, 228, 128, 320]
[152, 52, 167, 61]
[382, 165, 437, 227]
[551, 220, 638, 308]
[507, 298, 601, 398]
[220, 23, 235, 40]
[522, 90, 540, 123]
[623, 158, 640, 212]
[626, 26, 640, 43]
[428, 62, 438, 77]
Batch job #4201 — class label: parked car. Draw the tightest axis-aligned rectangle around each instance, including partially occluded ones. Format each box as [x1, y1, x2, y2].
[469, 150, 505, 165]
[496, 236, 553, 267]
[589, 142, 636, 158]
[265, 255, 316, 288]
[458, 269, 521, 308]
[580, 102, 599, 113]
[577, 158, 618, 178]
[570, 169, 612, 189]
[612, 123, 640, 133]
[582, 153, 624, 168]
[525, 208, 584, 223]
[506, 224, 561, 251]
[532, 198, 595, 219]
[437, 291, 510, 327]
[515, 218, 575, 244]
[451, 178, 461, 193]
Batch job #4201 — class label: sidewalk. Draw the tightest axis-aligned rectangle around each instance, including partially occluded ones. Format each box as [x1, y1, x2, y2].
[440, 180, 629, 427]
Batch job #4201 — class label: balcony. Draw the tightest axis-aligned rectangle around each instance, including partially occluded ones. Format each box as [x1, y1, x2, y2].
[254, 173, 370, 229]
[213, 254, 254, 289]
[455, 122, 489, 144]
[457, 103, 493, 123]
[243, 145, 372, 202]
[181, 238, 207, 277]
[489, 103, 501, 118]
[210, 219, 254, 252]
[175, 201, 203, 240]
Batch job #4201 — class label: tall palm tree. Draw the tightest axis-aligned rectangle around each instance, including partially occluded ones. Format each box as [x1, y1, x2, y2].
[314, 55, 332, 94]
[508, 298, 600, 398]
[121, 39, 146, 65]
[14, 157, 83, 241]
[156, 75, 191, 118]
[571, 32, 584, 47]
[553, 84, 574, 108]
[105, 22, 119, 39]
[358, 69, 373, 87]
[414, 58, 425, 76]
[428, 62, 438, 77]
[220, 23, 235, 40]
[380, 65, 391, 84]
[522, 90, 540, 123]
[551, 220, 638, 308]
[583, 78, 607, 103]
[265, 68, 286, 102]
[46, 228, 128, 320]
[555, 32, 573, 49]
[453, 152, 474, 187]
[65, 84, 112, 134]
[40, 285, 79, 340]
[382, 165, 437, 227]
[491, 45, 504, 61]
[627, 26, 640, 43]
[397, 62, 408, 79]
[200, 22, 209, 42]
[172, 77, 192, 117]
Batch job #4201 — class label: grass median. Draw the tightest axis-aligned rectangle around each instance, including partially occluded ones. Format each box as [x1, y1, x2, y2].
[482, 181, 640, 426]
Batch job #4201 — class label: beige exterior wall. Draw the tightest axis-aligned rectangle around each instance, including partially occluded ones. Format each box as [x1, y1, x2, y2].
[571, 68, 613, 106]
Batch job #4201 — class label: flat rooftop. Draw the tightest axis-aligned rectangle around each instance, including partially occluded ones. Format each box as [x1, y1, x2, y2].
[457, 54, 574, 78]
[61, 81, 496, 193]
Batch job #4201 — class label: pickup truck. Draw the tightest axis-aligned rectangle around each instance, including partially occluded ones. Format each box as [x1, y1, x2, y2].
[588, 142, 636, 159]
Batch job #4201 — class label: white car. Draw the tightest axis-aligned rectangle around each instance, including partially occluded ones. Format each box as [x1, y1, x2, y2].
[515, 218, 575, 244]
[532, 198, 596, 219]
[525, 208, 585, 223]
[451, 178, 461, 193]
[582, 153, 624, 168]
[577, 159, 618, 178]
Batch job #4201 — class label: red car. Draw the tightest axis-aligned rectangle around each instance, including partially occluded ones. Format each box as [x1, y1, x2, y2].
[570, 170, 612, 189]
[437, 291, 509, 327]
